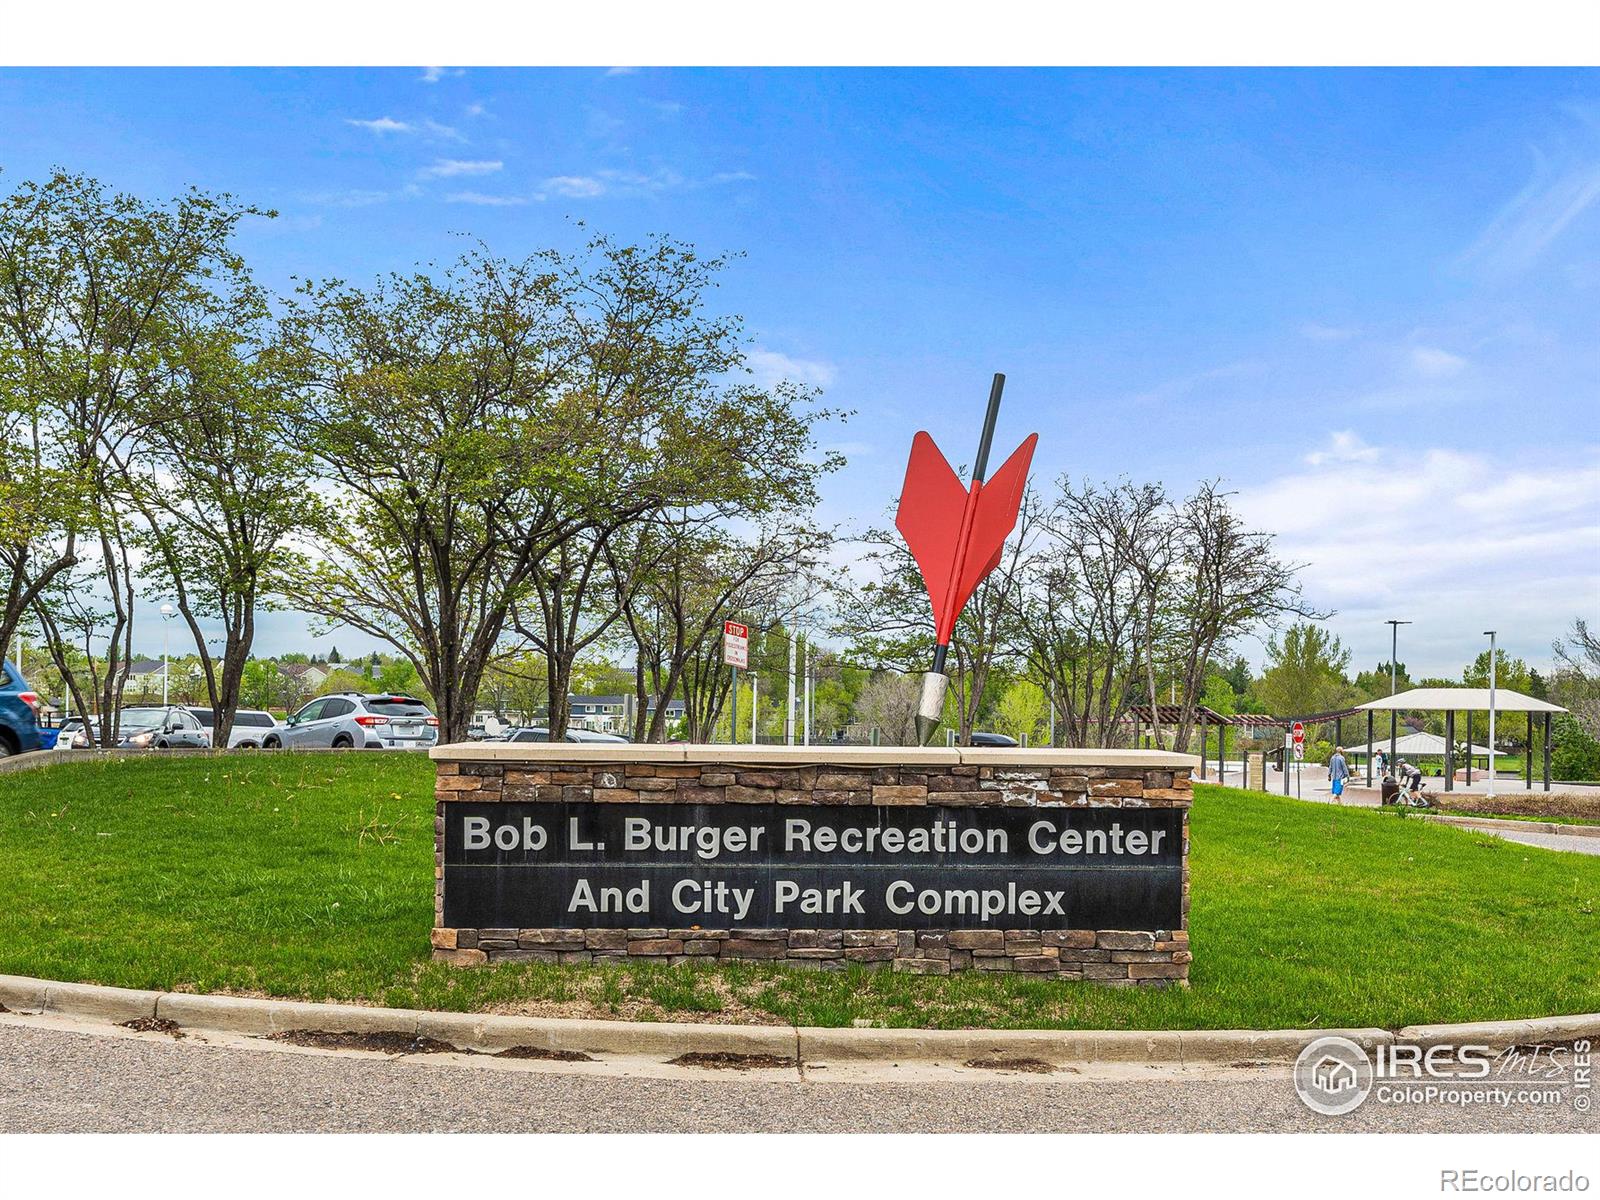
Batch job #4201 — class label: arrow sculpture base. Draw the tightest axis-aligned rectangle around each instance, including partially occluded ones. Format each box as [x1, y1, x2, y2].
[915, 671, 949, 745]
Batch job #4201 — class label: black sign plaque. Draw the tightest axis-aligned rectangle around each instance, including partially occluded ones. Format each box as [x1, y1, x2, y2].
[443, 801, 1183, 931]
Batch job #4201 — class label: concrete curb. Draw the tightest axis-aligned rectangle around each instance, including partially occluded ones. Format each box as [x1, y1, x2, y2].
[3, 974, 1595, 1067]
[1423, 813, 1600, 840]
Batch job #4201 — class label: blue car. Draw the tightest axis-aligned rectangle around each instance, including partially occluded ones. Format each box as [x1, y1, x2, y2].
[0, 658, 44, 759]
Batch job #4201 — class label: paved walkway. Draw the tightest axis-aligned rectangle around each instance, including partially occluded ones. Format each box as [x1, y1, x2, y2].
[0, 1018, 1590, 1134]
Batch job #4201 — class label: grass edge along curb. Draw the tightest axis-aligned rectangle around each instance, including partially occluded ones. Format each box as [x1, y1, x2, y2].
[1423, 813, 1600, 839]
[5, 974, 1597, 1068]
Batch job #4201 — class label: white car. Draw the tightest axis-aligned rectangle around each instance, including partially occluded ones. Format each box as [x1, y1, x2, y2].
[183, 706, 281, 749]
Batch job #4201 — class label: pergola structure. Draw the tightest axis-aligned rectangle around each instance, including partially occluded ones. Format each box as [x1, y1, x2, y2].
[1127, 703, 1369, 781]
[1355, 688, 1568, 792]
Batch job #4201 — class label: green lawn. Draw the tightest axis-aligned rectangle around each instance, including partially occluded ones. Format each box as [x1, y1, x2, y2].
[2, 753, 1597, 1030]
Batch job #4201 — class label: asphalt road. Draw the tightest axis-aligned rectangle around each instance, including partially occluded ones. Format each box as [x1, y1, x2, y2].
[1, 1018, 1592, 1134]
[1482, 828, 1600, 855]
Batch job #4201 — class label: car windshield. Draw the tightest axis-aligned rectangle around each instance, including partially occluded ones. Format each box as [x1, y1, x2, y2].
[119, 709, 166, 731]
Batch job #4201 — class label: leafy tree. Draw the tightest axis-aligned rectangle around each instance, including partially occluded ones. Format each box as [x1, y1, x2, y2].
[1253, 622, 1353, 717]
[993, 678, 1047, 744]
[1462, 649, 1535, 694]
[0, 171, 265, 744]
[1551, 715, 1600, 782]
[1551, 618, 1600, 738]
[278, 235, 840, 741]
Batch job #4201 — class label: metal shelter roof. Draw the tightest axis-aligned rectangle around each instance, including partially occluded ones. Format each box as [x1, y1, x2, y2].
[1356, 687, 1566, 714]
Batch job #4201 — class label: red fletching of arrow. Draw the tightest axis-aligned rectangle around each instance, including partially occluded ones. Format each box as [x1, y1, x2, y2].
[896, 430, 1037, 643]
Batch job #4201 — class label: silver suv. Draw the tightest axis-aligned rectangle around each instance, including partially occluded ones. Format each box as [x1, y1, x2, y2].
[263, 692, 438, 751]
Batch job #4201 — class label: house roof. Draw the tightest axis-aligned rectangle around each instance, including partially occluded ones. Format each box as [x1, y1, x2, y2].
[1357, 687, 1566, 714]
[126, 658, 165, 676]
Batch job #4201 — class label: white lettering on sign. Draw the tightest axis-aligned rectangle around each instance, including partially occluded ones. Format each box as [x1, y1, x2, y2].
[464, 815, 547, 851]
[1027, 819, 1166, 857]
[884, 880, 1068, 919]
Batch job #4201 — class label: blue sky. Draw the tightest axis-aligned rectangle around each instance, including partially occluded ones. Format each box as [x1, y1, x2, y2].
[2, 67, 1596, 677]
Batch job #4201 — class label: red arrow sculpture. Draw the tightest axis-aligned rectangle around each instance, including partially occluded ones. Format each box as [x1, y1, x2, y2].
[896, 373, 1037, 744]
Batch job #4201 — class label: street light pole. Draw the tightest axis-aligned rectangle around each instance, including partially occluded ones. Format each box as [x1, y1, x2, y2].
[1385, 619, 1411, 770]
[159, 602, 176, 706]
[1484, 629, 1498, 799]
[785, 631, 796, 746]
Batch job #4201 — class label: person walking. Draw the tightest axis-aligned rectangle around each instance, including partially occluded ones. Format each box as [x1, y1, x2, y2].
[1329, 745, 1350, 802]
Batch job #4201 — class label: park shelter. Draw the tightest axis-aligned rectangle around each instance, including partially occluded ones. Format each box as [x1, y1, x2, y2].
[1345, 730, 1493, 763]
[1355, 688, 1568, 791]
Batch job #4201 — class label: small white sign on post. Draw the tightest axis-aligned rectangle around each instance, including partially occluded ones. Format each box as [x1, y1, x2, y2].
[722, 620, 749, 669]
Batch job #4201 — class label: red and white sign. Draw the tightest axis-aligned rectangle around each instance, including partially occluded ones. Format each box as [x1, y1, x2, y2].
[722, 620, 749, 669]
[1292, 721, 1305, 760]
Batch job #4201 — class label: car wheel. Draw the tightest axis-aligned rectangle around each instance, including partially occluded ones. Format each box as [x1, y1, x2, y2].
[332, 735, 354, 749]
[262, 736, 281, 750]
[154, 739, 169, 750]
[0, 736, 15, 759]
[237, 741, 258, 750]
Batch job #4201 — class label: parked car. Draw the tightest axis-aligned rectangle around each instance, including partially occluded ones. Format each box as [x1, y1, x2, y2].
[263, 693, 438, 751]
[182, 706, 281, 749]
[101, 705, 212, 750]
[968, 731, 1019, 747]
[502, 727, 631, 744]
[0, 658, 44, 758]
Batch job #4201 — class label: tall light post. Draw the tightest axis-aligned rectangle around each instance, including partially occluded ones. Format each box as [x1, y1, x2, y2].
[1484, 629, 1498, 798]
[785, 630, 796, 746]
[1385, 619, 1411, 769]
[159, 602, 176, 705]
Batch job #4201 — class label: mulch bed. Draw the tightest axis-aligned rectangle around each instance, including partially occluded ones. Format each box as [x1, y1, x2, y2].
[669, 1051, 795, 1071]
[119, 1017, 185, 1038]
[1442, 793, 1600, 822]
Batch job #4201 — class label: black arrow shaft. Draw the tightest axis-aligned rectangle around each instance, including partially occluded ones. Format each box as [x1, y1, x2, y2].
[971, 372, 1006, 483]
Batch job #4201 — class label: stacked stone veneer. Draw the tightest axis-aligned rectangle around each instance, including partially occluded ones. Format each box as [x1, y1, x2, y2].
[432, 749, 1193, 986]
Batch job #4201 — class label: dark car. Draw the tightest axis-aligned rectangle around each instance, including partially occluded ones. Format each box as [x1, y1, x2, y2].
[0, 658, 44, 758]
[106, 705, 211, 750]
[968, 731, 1019, 747]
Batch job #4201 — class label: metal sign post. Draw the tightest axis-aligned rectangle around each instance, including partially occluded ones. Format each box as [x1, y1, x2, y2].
[723, 621, 749, 745]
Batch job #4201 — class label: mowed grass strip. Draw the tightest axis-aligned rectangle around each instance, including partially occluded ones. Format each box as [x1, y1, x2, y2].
[2, 754, 1597, 1030]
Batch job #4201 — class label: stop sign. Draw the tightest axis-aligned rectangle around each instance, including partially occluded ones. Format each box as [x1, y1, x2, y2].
[1292, 721, 1305, 744]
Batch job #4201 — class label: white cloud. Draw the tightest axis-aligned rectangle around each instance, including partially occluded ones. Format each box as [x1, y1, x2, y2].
[539, 175, 607, 199]
[1301, 322, 1357, 342]
[1409, 345, 1469, 378]
[532, 166, 755, 202]
[346, 116, 411, 134]
[302, 188, 391, 208]
[419, 159, 503, 179]
[1233, 438, 1600, 675]
[1460, 150, 1600, 276]
[420, 66, 464, 84]
[421, 119, 464, 142]
[603, 66, 639, 77]
[465, 103, 488, 118]
[445, 191, 529, 206]
[747, 349, 837, 391]
[1304, 431, 1380, 467]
